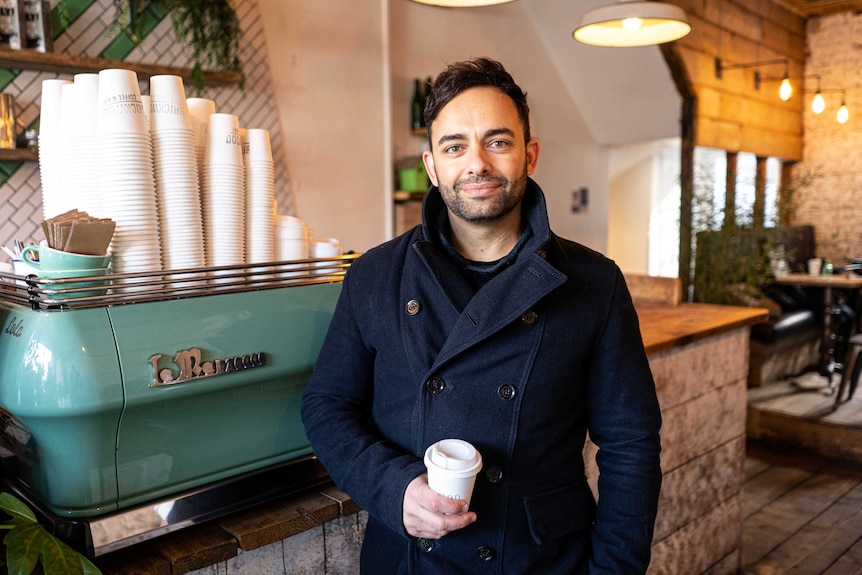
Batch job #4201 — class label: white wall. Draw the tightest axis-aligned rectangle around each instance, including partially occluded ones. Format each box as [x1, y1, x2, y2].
[257, 0, 390, 253]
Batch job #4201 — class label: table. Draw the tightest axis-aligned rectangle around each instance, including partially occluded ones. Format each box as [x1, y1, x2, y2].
[773, 273, 862, 387]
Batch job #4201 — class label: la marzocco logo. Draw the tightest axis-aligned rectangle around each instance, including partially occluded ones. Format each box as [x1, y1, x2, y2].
[147, 347, 266, 387]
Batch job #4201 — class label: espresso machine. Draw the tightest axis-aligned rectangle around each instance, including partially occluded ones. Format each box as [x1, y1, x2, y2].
[0, 256, 355, 557]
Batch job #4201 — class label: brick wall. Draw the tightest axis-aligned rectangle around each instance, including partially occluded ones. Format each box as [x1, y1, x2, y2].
[795, 11, 862, 262]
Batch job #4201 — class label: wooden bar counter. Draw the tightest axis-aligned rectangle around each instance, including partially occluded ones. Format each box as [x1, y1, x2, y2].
[93, 301, 766, 575]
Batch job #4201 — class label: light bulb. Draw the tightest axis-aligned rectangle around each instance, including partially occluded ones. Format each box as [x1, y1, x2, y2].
[812, 92, 825, 114]
[779, 77, 792, 101]
[621, 17, 643, 32]
[837, 103, 849, 124]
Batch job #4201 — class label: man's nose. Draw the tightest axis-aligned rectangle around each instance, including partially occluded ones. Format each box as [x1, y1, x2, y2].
[466, 146, 491, 175]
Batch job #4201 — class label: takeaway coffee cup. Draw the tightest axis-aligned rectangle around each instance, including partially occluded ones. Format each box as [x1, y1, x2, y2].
[20, 244, 112, 271]
[424, 439, 483, 506]
[807, 257, 823, 276]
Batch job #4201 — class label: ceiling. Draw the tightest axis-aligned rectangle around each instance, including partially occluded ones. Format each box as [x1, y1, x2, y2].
[774, 0, 862, 16]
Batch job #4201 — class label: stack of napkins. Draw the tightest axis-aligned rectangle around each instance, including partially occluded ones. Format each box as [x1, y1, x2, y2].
[41, 210, 116, 255]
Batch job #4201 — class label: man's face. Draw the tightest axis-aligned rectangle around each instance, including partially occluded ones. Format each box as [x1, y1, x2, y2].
[423, 87, 540, 225]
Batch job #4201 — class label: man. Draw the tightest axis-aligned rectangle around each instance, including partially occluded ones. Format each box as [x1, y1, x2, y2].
[301, 57, 662, 574]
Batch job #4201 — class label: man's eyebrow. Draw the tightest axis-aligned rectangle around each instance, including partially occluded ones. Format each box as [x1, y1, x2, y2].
[435, 127, 516, 148]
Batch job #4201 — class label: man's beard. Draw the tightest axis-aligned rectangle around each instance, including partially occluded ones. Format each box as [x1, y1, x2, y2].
[438, 170, 528, 224]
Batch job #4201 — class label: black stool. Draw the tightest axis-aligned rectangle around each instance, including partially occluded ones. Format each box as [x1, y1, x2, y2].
[834, 332, 862, 410]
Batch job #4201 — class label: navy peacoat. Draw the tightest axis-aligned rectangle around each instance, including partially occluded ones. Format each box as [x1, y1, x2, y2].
[301, 179, 662, 574]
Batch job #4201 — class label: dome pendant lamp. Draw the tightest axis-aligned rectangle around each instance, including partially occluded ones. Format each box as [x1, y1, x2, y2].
[574, 1, 691, 47]
[410, 0, 516, 6]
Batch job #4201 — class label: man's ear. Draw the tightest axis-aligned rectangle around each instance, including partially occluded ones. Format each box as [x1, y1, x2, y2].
[422, 150, 438, 186]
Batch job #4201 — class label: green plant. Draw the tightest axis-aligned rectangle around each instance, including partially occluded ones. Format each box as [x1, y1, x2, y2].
[0, 492, 101, 575]
[104, 0, 244, 89]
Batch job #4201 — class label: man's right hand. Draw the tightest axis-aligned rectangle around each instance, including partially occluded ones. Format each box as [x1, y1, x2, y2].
[402, 474, 477, 539]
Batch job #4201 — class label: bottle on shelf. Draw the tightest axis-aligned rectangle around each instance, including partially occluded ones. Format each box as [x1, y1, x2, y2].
[411, 78, 424, 132]
[0, 0, 21, 50]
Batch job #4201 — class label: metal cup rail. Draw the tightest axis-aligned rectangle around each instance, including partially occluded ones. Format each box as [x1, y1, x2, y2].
[0, 254, 359, 310]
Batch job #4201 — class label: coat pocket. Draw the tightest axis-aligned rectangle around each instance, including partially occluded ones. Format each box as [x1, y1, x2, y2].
[523, 478, 597, 545]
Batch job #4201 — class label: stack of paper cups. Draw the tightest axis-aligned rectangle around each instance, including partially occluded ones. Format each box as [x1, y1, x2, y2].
[57, 83, 78, 214]
[243, 128, 275, 263]
[311, 237, 343, 275]
[149, 75, 204, 272]
[187, 97, 215, 202]
[97, 68, 162, 275]
[202, 113, 245, 269]
[276, 216, 311, 262]
[38, 78, 72, 219]
[71, 73, 101, 217]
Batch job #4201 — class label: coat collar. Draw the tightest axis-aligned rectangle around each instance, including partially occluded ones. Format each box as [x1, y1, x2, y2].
[411, 179, 567, 372]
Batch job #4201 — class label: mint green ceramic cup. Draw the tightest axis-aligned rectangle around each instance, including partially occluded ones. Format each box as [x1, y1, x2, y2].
[20, 244, 112, 271]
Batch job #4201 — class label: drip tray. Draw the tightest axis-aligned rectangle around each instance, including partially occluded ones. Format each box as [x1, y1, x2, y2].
[1, 456, 330, 559]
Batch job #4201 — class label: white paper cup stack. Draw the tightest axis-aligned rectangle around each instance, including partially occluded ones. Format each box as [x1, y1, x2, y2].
[187, 97, 215, 197]
[38, 78, 72, 219]
[275, 215, 311, 262]
[57, 83, 79, 213]
[71, 73, 101, 217]
[149, 75, 205, 272]
[201, 113, 245, 269]
[98, 68, 162, 275]
[311, 237, 343, 275]
[243, 128, 275, 263]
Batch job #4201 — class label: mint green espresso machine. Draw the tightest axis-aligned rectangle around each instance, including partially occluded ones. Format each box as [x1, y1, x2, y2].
[0, 256, 356, 557]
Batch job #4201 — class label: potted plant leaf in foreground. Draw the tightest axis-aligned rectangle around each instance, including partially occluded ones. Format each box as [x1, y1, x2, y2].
[0, 492, 101, 575]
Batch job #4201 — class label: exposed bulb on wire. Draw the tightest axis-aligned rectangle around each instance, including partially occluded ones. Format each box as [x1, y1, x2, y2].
[812, 92, 825, 114]
[837, 101, 849, 124]
[779, 77, 792, 101]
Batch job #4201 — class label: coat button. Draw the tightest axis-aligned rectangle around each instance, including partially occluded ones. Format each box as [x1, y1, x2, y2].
[521, 310, 537, 325]
[476, 546, 496, 561]
[497, 384, 516, 401]
[536, 249, 546, 259]
[417, 538, 435, 553]
[485, 465, 503, 483]
[426, 377, 445, 394]
[406, 299, 421, 315]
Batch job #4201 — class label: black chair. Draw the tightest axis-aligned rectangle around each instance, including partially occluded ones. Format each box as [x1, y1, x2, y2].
[834, 333, 862, 411]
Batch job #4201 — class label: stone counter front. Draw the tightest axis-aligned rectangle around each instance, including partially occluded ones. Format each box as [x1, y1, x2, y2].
[94, 303, 766, 575]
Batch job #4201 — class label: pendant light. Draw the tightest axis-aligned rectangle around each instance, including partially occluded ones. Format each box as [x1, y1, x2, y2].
[573, 1, 691, 47]
[837, 91, 849, 124]
[812, 76, 825, 114]
[410, 0, 515, 6]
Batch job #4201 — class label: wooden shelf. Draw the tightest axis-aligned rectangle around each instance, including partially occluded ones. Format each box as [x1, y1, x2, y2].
[0, 147, 38, 162]
[0, 47, 243, 86]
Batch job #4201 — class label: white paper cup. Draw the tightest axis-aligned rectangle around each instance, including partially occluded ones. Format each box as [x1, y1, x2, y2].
[39, 79, 73, 137]
[98, 69, 147, 134]
[244, 128, 273, 163]
[149, 75, 192, 132]
[205, 113, 243, 166]
[424, 439, 482, 506]
[807, 257, 823, 276]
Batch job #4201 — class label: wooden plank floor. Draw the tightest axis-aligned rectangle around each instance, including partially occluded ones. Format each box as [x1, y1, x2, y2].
[744, 379, 862, 575]
[742, 441, 862, 574]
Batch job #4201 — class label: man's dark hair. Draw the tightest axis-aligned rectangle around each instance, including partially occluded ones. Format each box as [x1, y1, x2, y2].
[424, 57, 531, 144]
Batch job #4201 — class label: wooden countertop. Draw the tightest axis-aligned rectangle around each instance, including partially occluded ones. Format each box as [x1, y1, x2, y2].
[637, 302, 768, 355]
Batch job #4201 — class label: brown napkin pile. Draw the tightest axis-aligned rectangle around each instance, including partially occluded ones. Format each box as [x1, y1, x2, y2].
[41, 210, 116, 255]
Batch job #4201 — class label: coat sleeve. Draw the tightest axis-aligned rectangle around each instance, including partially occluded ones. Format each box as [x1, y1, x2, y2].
[585, 266, 663, 574]
[301, 262, 426, 537]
